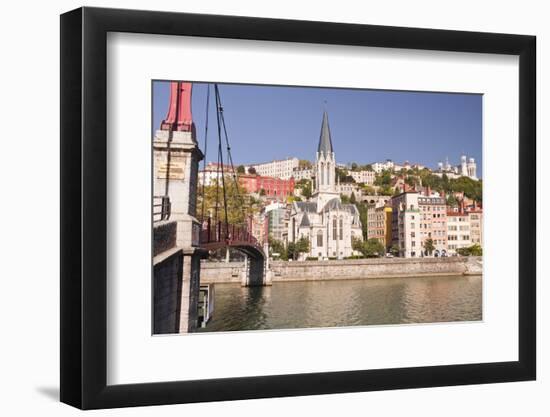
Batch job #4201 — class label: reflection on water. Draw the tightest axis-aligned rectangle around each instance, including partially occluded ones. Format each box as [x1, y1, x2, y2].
[197, 275, 482, 332]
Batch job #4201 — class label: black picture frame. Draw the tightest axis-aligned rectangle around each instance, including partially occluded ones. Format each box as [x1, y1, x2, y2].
[60, 6, 536, 410]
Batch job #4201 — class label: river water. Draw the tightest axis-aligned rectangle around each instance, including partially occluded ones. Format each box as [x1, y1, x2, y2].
[197, 275, 482, 332]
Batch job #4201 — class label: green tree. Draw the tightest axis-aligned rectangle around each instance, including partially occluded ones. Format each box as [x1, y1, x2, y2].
[374, 169, 392, 187]
[423, 238, 435, 256]
[390, 244, 400, 257]
[469, 244, 483, 256]
[236, 165, 245, 174]
[198, 180, 259, 224]
[419, 172, 443, 191]
[449, 177, 482, 202]
[351, 162, 359, 171]
[286, 242, 296, 260]
[336, 167, 355, 183]
[288, 236, 310, 260]
[352, 236, 364, 254]
[268, 236, 287, 260]
[457, 244, 483, 256]
[379, 186, 395, 196]
[456, 247, 468, 256]
[356, 202, 369, 239]
[374, 169, 392, 186]
[441, 173, 450, 193]
[301, 184, 312, 200]
[446, 194, 459, 208]
[247, 166, 257, 175]
[405, 175, 417, 187]
[361, 184, 375, 195]
[365, 238, 385, 257]
[295, 178, 312, 200]
[418, 171, 482, 202]
[350, 192, 357, 204]
[299, 159, 312, 169]
[355, 238, 385, 258]
[259, 188, 266, 196]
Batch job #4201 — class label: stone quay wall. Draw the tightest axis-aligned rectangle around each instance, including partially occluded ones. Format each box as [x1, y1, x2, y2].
[200, 256, 482, 284]
[201, 261, 243, 283]
[153, 249, 184, 334]
[153, 220, 183, 334]
[153, 220, 177, 257]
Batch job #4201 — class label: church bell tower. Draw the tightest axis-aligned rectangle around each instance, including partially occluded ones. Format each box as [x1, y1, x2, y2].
[313, 110, 340, 210]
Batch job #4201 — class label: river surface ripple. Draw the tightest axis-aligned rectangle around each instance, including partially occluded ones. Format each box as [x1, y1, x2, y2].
[197, 275, 482, 332]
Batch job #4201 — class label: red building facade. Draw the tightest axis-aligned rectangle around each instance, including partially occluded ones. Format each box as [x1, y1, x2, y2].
[239, 174, 295, 199]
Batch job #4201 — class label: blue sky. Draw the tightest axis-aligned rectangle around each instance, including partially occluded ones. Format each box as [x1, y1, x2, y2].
[152, 81, 482, 173]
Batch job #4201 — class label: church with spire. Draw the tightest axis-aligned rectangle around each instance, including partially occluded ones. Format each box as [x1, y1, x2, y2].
[288, 110, 363, 260]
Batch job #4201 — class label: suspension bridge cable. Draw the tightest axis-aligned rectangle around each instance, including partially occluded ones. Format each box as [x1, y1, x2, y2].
[200, 84, 211, 221]
[214, 84, 230, 237]
[214, 135, 221, 224]
[214, 85, 245, 221]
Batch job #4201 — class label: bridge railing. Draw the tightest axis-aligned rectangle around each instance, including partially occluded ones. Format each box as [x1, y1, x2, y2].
[199, 218, 259, 246]
[153, 196, 171, 223]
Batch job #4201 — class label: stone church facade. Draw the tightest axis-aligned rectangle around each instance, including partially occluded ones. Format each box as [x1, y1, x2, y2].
[288, 111, 363, 260]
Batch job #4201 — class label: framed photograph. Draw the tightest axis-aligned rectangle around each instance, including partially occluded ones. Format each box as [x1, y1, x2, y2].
[60, 7, 536, 409]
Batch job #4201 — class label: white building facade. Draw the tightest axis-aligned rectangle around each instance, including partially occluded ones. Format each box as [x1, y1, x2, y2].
[197, 162, 233, 186]
[371, 160, 395, 173]
[446, 212, 471, 255]
[418, 192, 448, 256]
[292, 166, 313, 181]
[337, 182, 362, 198]
[468, 211, 483, 246]
[348, 169, 375, 184]
[250, 157, 300, 179]
[446, 209, 483, 255]
[390, 192, 422, 258]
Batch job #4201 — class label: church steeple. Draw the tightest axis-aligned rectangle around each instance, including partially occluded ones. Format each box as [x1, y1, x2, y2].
[313, 109, 338, 209]
[317, 111, 334, 156]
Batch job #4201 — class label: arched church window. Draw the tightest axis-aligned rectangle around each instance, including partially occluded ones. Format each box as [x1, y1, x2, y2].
[317, 230, 323, 247]
[332, 218, 337, 240]
[320, 163, 325, 185]
[339, 217, 344, 240]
